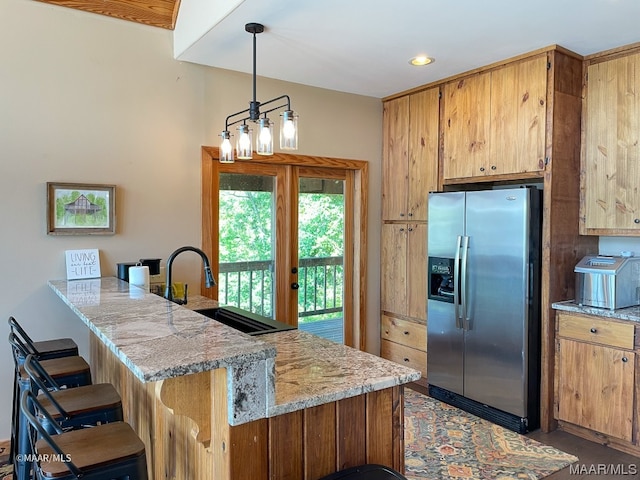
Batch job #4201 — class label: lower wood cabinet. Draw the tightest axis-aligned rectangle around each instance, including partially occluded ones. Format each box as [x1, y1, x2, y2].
[381, 314, 426, 381]
[555, 311, 636, 447]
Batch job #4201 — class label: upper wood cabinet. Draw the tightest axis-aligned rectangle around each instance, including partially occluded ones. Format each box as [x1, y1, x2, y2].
[581, 49, 640, 235]
[442, 72, 491, 179]
[382, 88, 439, 221]
[442, 55, 548, 181]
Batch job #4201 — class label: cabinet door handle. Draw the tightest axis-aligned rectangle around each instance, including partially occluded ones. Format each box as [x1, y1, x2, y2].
[491, 165, 497, 170]
[403, 358, 410, 363]
[404, 331, 410, 335]
[590, 327, 597, 334]
[400, 213, 405, 217]
[479, 167, 485, 172]
[635, 218, 640, 224]
[622, 357, 629, 363]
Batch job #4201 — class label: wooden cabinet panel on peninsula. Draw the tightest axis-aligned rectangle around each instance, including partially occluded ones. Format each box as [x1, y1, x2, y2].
[442, 54, 547, 182]
[555, 312, 636, 445]
[382, 87, 439, 221]
[581, 47, 640, 235]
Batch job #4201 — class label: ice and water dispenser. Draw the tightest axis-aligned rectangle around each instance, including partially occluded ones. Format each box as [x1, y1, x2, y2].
[428, 257, 455, 303]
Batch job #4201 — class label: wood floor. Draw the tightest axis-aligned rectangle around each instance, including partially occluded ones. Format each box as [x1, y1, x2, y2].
[527, 429, 639, 479]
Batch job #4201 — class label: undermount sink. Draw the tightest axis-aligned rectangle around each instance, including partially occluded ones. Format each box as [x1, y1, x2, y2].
[194, 305, 297, 336]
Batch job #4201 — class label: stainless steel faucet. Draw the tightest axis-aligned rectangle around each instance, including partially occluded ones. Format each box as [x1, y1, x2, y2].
[164, 246, 216, 305]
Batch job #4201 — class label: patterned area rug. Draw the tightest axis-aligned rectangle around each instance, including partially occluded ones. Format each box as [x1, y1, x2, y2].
[0, 446, 11, 480]
[404, 389, 578, 480]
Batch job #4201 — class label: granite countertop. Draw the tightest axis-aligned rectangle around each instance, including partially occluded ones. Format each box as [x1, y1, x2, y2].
[552, 300, 640, 322]
[48, 277, 273, 383]
[49, 277, 420, 423]
[262, 329, 420, 417]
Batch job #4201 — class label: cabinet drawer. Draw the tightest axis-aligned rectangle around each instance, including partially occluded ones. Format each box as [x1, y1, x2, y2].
[557, 312, 635, 350]
[381, 315, 426, 351]
[380, 339, 426, 377]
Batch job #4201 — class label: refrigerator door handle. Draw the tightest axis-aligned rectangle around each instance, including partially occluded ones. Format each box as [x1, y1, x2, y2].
[454, 235, 462, 329]
[460, 235, 470, 330]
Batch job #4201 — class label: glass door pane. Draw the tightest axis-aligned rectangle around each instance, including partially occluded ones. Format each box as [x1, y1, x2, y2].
[218, 173, 275, 318]
[297, 176, 345, 343]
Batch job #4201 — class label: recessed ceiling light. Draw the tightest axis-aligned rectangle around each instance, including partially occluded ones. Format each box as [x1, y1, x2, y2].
[409, 55, 435, 66]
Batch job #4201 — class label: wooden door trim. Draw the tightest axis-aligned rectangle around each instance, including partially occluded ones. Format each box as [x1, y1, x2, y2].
[285, 166, 298, 324]
[202, 147, 369, 350]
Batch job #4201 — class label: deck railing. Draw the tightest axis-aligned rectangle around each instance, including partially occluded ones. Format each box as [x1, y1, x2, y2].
[218, 256, 344, 320]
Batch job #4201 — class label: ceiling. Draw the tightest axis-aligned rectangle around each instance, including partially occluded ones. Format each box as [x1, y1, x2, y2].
[37, 0, 640, 98]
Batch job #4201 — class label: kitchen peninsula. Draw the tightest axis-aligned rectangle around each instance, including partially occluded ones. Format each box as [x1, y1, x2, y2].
[48, 277, 420, 480]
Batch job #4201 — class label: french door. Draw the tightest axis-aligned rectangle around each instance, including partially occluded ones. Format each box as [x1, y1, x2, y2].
[202, 148, 367, 348]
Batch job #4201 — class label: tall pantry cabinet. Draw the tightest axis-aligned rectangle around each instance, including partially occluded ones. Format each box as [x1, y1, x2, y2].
[380, 46, 598, 430]
[380, 88, 439, 385]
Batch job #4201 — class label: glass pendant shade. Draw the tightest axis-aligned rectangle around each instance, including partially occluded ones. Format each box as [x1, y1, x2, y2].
[236, 124, 253, 159]
[256, 118, 274, 155]
[280, 110, 298, 150]
[220, 131, 234, 163]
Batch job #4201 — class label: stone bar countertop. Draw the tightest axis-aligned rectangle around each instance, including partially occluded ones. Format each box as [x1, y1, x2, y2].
[552, 300, 640, 323]
[49, 277, 420, 423]
[262, 329, 420, 417]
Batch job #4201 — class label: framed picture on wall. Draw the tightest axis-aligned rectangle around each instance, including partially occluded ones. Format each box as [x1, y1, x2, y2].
[47, 182, 116, 235]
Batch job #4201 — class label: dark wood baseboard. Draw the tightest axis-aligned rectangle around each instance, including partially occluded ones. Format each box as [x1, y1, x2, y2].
[407, 381, 428, 395]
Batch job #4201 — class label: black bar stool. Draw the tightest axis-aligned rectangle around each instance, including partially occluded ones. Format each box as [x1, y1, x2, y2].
[21, 390, 148, 480]
[9, 333, 92, 480]
[8, 316, 79, 471]
[24, 354, 123, 433]
[9, 332, 92, 390]
[318, 464, 408, 480]
[9, 316, 79, 360]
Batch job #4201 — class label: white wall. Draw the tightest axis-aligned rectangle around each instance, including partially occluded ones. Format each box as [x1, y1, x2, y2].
[599, 237, 640, 257]
[0, 0, 382, 439]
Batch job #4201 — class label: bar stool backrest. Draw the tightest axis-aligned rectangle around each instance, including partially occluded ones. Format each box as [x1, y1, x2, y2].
[23, 354, 70, 419]
[8, 317, 39, 356]
[9, 331, 32, 366]
[9, 316, 79, 362]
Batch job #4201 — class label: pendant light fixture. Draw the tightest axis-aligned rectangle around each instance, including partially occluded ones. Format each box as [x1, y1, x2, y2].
[219, 23, 299, 163]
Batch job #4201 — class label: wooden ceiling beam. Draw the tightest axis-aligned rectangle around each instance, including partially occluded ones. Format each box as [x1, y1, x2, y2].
[34, 0, 180, 30]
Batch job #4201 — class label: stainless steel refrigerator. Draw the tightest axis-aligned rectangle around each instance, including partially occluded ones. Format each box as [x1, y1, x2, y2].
[427, 187, 541, 433]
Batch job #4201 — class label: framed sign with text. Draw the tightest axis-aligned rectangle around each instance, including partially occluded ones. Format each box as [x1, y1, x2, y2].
[65, 249, 101, 280]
